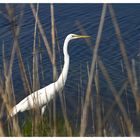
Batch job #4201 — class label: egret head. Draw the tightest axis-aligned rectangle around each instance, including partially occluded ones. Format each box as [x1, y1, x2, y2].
[67, 34, 91, 40]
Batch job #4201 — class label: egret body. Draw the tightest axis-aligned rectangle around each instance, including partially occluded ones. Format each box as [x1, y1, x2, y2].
[10, 34, 90, 117]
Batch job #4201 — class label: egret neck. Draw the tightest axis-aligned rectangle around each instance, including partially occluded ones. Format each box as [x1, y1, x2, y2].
[55, 36, 70, 92]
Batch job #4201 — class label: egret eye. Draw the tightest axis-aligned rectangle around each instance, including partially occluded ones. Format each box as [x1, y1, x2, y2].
[72, 35, 76, 38]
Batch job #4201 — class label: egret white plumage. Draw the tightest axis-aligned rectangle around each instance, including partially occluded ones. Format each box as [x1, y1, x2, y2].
[10, 34, 90, 117]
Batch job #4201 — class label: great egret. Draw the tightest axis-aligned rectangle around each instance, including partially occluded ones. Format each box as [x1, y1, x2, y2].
[10, 34, 90, 117]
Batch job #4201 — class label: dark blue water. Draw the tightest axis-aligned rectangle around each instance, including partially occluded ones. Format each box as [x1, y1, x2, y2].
[0, 4, 140, 135]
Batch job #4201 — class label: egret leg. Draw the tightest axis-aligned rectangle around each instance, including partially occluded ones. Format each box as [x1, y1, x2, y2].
[41, 105, 47, 115]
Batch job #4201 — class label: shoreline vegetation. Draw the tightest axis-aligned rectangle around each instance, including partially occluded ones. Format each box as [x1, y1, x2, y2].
[0, 4, 140, 136]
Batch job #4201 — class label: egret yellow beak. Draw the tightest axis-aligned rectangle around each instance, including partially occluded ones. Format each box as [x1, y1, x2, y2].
[76, 35, 91, 39]
[73, 34, 91, 39]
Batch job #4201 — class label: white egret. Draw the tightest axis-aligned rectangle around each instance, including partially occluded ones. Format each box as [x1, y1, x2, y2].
[10, 34, 90, 117]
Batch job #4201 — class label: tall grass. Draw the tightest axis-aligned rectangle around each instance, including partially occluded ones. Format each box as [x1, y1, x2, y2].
[80, 4, 107, 136]
[0, 3, 139, 136]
